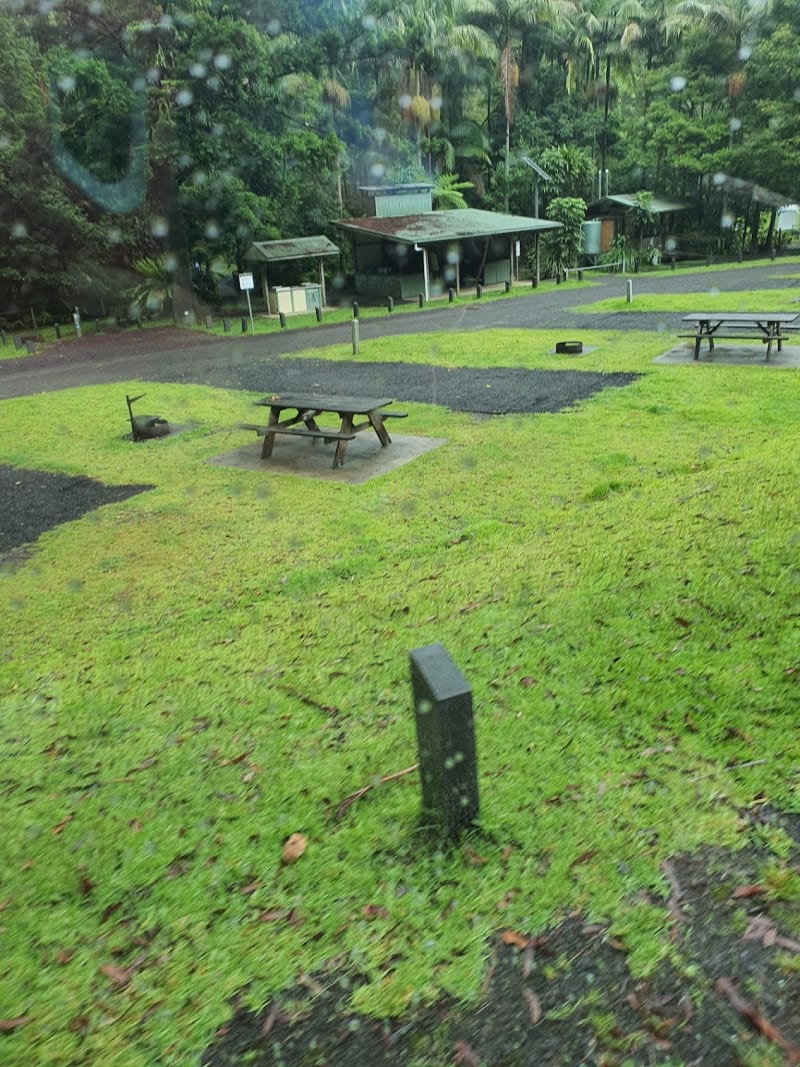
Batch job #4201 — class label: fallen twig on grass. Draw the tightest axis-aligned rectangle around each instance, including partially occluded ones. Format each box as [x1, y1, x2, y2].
[715, 977, 800, 1065]
[333, 764, 419, 820]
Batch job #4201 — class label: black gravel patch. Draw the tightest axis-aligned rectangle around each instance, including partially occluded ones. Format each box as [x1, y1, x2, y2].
[1, 465, 153, 555]
[153, 356, 641, 416]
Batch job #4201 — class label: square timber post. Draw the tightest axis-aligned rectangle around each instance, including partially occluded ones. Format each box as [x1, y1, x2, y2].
[410, 643, 479, 841]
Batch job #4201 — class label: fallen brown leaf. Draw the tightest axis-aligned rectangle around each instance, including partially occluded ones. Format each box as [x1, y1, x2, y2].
[281, 833, 308, 865]
[732, 884, 767, 898]
[362, 904, 390, 920]
[501, 929, 530, 949]
[0, 1017, 31, 1033]
[99, 963, 132, 988]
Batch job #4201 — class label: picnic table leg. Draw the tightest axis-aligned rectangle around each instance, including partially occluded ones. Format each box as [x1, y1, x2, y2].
[368, 411, 391, 447]
[260, 407, 281, 459]
[333, 414, 355, 468]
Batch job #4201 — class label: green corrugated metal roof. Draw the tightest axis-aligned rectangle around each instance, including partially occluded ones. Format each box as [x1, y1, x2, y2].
[336, 209, 560, 245]
[244, 236, 340, 262]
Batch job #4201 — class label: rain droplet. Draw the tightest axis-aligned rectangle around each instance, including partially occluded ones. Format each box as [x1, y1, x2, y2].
[214, 53, 231, 71]
[177, 88, 193, 107]
[670, 75, 687, 92]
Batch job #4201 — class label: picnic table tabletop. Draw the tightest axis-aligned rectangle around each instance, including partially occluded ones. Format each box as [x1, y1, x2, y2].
[255, 393, 395, 413]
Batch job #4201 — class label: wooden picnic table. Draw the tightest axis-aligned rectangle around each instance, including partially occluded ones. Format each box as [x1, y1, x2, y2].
[242, 392, 405, 468]
[680, 311, 798, 361]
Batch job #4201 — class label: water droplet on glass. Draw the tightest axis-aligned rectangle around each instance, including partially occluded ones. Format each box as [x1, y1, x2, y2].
[190, 62, 207, 78]
[670, 75, 687, 92]
[214, 53, 231, 70]
[177, 88, 193, 107]
[370, 163, 385, 179]
[11, 221, 28, 238]
[151, 217, 169, 237]
[57, 74, 76, 92]
[729, 117, 741, 133]
[362, 14, 376, 30]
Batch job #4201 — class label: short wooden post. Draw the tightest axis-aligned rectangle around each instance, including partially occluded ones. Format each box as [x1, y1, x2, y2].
[205, 314, 213, 328]
[410, 643, 479, 841]
[315, 306, 322, 323]
[222, 318, 231, 332]
[352, 301, 359, 318]
[241, 317, 247, 333]
[352, 318, 359, 354]
[448, 288, 454, 303]
[476, 284, 482, 298]
[625, 278, 633, 304]
[279, 312, 287, 329]
[54, 323, 61, 339]
[387, 297, 393, 313]
[418, 292, 424, 308]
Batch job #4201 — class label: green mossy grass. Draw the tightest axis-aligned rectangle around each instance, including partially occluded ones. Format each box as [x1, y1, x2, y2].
[0, 324, 798, 1064]
[578, 287, 800, 315]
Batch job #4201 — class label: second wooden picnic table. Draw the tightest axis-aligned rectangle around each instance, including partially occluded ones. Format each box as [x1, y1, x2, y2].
[245, 392, 405, 468]
[680, 311, 798, 361]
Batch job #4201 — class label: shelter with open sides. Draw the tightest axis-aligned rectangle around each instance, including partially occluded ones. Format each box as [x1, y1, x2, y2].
[335, 183, 561, 301]
[244, 236, 340, 315]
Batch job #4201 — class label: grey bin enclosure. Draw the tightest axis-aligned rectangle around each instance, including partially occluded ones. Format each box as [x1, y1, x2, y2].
[269, 283, 322, 315]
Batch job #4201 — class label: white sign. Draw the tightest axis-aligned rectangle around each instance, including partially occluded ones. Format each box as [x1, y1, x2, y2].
[238, 272, 255, 291]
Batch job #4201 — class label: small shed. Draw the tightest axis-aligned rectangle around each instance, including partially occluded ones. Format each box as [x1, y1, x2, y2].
[244, 236, 340, 312]
[586, 194, 689, 252]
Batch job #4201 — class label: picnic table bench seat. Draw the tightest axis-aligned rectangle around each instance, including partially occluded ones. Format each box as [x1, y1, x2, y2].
[240, 421, 356, 442]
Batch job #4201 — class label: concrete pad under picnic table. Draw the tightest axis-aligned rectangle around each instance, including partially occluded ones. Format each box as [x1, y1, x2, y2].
[208, 432, 447, 484]
[654, 342, 800, 367]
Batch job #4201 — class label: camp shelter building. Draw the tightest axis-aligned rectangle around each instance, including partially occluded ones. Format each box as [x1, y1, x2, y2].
[586, 193, 689, 253]
[244, 235, 340, 313]
[336, 184, 561, 301]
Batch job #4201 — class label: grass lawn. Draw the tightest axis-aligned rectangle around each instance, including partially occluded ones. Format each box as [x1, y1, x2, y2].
[1, 326, 798, 1064]
[577, 288, 800, 315]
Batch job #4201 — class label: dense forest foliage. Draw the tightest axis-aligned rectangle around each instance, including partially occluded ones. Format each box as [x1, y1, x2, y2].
[2, 0, 799, 318]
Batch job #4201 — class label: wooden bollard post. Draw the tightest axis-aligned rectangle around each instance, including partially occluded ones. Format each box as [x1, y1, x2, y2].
[387, 296, 393, 313]
[476, 283, 482, 298]
[418, 293, 424, 308]
[352, 301, 359, 318]
[315, 306, 322, 323]
[54, 323, 61, 339]
[222, 318, 231, 332]
[352, 318, 359, 355]
[410, 643, 478, 841]
[448, 288, 454, 303]
[279, 312, 286, 329]
[241, 317, 247, 333]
